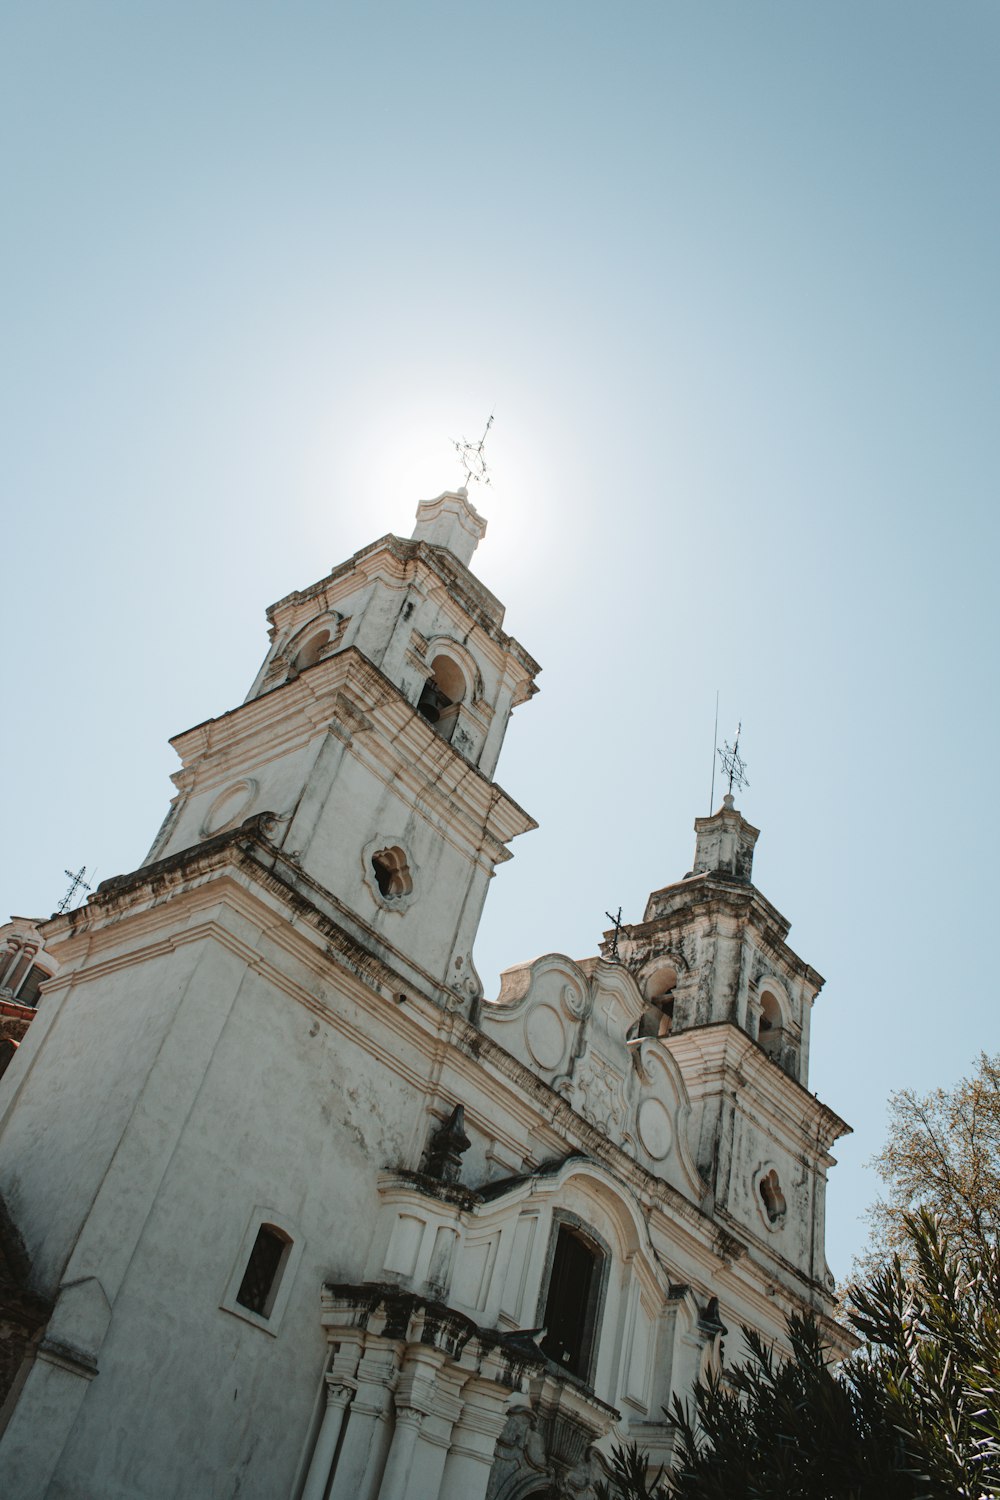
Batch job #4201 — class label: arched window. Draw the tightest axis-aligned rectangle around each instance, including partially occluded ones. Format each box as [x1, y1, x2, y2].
[17, 965, 51, 1009]
[235, 1223, 292, 1318]
[417, 654, 466, 744]
[292, 629, 331, 675]
[221, 1207, 302, 1333]
[757, 989, 784, 1062]
[539, 1223, 605, 1381]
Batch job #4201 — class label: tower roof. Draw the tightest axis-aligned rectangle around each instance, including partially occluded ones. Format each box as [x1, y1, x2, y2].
[688, 793, 760, 884]
[410, 487, 487, 567]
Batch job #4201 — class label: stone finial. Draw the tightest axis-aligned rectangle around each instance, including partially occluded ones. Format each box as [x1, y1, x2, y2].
[423, 1104, 472, 1184]
[411, 490, 487, 567]
[699, 1295, 728, 1336]
[689, 797, 760, 884]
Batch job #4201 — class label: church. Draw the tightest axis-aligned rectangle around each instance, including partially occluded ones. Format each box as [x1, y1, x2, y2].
[0, 485, 848, 1499]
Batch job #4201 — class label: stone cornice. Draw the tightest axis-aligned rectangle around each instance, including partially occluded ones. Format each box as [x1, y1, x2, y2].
[665, 1023, 850, 1151]
[44, 817, 457, 1015]
[166, 648, 536, 853]
[264, 532, 541, 683]
[633, 875, 825, 994]
[40, 825, 843, 1334]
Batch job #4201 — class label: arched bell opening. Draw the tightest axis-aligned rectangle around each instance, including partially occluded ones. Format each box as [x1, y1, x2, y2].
[417, 654, 467, 744]
[757, 988, 784, 1062]
[291, 628, 331, 675]
[642, 965, 678, 1038]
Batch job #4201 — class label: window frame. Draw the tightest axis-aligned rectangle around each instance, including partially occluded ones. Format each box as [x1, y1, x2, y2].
[535, 1210, 610, 1387]
[219, 1207, 303, 1336]
[752, 1162, 788, 1233]
[362, 834, 419, 913]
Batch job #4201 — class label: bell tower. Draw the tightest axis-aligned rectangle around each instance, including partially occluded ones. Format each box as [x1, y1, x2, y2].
[609, 793, 821, 1082]
[605, 796, 844, 1282]
[144, 486, 540, 1003]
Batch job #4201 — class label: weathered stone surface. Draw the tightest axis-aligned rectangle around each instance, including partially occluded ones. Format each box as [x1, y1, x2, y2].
[0, 489, 848, 1500]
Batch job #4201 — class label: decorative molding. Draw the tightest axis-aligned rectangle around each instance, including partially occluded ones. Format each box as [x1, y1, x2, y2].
[200, 778, 258, 838]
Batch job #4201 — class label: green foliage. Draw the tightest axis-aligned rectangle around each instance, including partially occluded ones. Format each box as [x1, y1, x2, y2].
[849, 1209, 1000, 1498]
[595, 1444, 665, 1500]
[663, 1310, 911, 1500]
[598, 1213, 1000, 1500]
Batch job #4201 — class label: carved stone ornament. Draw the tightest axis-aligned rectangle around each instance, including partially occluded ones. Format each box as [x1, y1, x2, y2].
[486, 1373, 617, 1500]
[424, 1105, 472, 1184]
[200, 778, 258, 837]
[636, 1097, 673, 1161]
[572, 1053, 626, 1139]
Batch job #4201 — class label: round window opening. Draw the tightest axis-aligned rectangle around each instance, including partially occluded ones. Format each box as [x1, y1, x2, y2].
[371, 847, 413, 900]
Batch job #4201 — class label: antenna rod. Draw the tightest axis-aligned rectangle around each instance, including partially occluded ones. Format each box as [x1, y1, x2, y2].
[709, 690, 719, 813]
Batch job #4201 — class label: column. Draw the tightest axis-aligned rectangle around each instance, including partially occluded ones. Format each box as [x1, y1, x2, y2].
[437, 1375, 513, 1500]
[1, 941, 23, 990]
[398, 1362, 465, 1500]
[300, 1337, 364, 1500]
[11, 946, 38, 1001]
[375, 1344, 452, 1500]
[328, 1341, 400, 1500]
[375, 1404, 424, 1500]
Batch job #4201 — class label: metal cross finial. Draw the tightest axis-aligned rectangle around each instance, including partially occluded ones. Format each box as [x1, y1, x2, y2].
[717, 723, 750, 798]
[58, 865, 92, 914]
[453, 412, 494, 487]
[605, 906, 624, 963]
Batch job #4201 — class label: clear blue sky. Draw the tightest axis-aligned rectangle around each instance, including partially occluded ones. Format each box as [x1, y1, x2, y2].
[3, 1, 998, 1281]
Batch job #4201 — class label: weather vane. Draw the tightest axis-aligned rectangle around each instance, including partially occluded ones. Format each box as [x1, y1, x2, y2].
[453, 411, 494, 488]
[58, 865, 92, 914]
[605, 906, 624, 963]
[717, 723, 750, 798]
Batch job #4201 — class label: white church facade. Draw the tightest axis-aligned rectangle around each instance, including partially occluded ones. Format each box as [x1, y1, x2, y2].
[0, 488, 848, 1499]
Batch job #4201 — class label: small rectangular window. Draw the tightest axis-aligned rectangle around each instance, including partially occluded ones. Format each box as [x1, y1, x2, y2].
[236, 1225, 290, 1318]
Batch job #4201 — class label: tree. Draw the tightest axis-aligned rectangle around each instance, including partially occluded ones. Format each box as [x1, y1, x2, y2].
[597, 1214, 1000, 1500]
[864, 1053, 1000, 1271]
[849, 1211, 1000, 1498]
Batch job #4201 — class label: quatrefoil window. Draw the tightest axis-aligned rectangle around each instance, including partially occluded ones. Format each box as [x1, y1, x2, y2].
[759, 1169, 787, 1225]
[371, 846, 413, 900]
